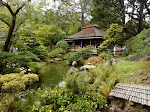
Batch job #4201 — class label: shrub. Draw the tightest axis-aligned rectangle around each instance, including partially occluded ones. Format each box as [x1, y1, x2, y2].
[125, 28, 150, 56]
[67, 52, 81, 65]
[32, 87, 107, 111]
[55, 41, 69, 51]
[48, 48, 64, 58]
[0, 52, 32, 74]
[63, 52, 72, 60]
[0, 73, 39, 93]
[98, 52, 112, 60]
[91, 64, 120, 98]
[86, 56, 103, 65]
[99, 24, 126, 52]
[78, 48, 92, 59]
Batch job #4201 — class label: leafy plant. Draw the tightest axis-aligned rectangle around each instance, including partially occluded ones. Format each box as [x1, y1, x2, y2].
[55, 41, 69, 51]
[0, 52, 32, 74]
[125, 28, 150, 56]
[78, 47, 92, 60]
[67, 52, 81, 65]
[86, 56, 103, 65]
[0, 73, 39, 93]
[99, 52, 112, 60]
[99, 24, 126, 52]
[32, 87, 107, 111]
[48, 48, 64, 58]
[91, 65, 120, 98]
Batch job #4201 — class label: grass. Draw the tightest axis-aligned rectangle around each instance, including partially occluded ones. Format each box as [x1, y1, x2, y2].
[113, 60, 150, 84]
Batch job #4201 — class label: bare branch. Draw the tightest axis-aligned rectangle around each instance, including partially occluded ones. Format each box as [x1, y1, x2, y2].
[0, 18, 10, 27]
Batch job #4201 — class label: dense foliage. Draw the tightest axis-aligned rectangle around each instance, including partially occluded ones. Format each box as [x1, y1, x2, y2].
[48, 48, 64, 58]
[86, 56, 103, 65]
[125, 28, 150, 56]
[0, 73, 39, 111]
[0, 73, 39, 93]
[0, 52, 32, 74]
[99, 52, 113, 60]
[55, 41, 69, 51]
[32, 87, 106, 111]
[99, 24, 126, 52]
[67, 52, 81, 65]
[78, 45, 93, 59]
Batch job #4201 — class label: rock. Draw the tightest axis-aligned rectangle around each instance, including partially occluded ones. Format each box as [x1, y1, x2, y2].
[127, 55, 141, 61]
[135, 79, 141, 83]
[72, 61, 77, 67]
[59, 81, 66, 88]
[50, 59, 54, 63]
[53, 58, 62, 61]
[87, 63, 91, 65]
[120, 68, 125, 72]
[144, 56, 150, 61]
[80, 66, 84, 71]
[67, 67, 78, 75]
[135, 71, 144, 76]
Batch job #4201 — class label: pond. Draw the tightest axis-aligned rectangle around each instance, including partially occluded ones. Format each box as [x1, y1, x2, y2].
[11, 62, 71, 111]
[33, 62, 71, 89]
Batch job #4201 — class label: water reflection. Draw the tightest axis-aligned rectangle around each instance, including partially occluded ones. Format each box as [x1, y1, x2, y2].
[33, 62, 70, 89]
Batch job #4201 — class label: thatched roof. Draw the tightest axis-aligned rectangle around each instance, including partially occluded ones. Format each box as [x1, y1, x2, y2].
[109, 83, 150, 106]
[68, 24, 106, 39]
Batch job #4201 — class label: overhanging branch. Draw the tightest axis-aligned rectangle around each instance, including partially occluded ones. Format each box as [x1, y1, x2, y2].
[15, 4, 25, 15]
[0, 0, 14, 15]
[0, 18, 10, 27]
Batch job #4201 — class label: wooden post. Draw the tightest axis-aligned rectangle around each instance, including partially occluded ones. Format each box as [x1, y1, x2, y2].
[73, 41, 75, 52]
[90, 40, 91, 45]
[81, 40, 82, 48]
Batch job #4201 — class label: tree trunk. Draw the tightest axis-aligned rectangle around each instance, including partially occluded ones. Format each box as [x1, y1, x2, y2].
[3, 15, 16, 52]
[81, 10, 85, 28]
[119, 0, 125, 24]
[80, 0, 85, 27]
[138, 0, 144, 33]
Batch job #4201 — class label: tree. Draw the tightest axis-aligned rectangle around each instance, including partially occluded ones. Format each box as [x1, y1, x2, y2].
[56, 0, 92, 28]
[0, 0, 31, 52]
[126, 0, 150, 33]
[91, 0, 125, 29]
[35, 25, 64, 48]
[98, 24, 126, 52]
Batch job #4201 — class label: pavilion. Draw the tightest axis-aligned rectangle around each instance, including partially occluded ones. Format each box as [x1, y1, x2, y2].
[65, 24, 106, 54]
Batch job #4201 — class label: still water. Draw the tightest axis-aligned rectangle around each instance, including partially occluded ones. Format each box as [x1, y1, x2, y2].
[11, 62, 70, 111]
[33, 62, 70, 89]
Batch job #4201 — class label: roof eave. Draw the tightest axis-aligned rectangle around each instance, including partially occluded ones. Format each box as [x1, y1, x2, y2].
[64, 36, 103, 41]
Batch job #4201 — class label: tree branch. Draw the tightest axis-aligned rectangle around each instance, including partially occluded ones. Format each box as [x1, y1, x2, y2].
[15, 4, 25, 15]
[14, 17, 27, 32]
[0, 0, 14, 15]
[0, 18, 10, 27]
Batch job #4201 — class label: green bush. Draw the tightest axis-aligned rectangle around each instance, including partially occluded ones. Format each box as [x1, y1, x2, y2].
[0, 52, 32, 74]
[0, 73, 39, 93]
[99, 24, 126, 52]
[67, 52, 81, 65]
[55, 41, 69, 51]
[78, 48, 92, 59]
[125, 28, 150, 56]
[63, 52, 72, 60]
[98, 52, 113, 60]
[48, 48, 64, 58]
[32, 87, 106, 111]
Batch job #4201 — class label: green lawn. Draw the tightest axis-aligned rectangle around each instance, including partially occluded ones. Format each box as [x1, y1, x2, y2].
[113, 60, 150, 85]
